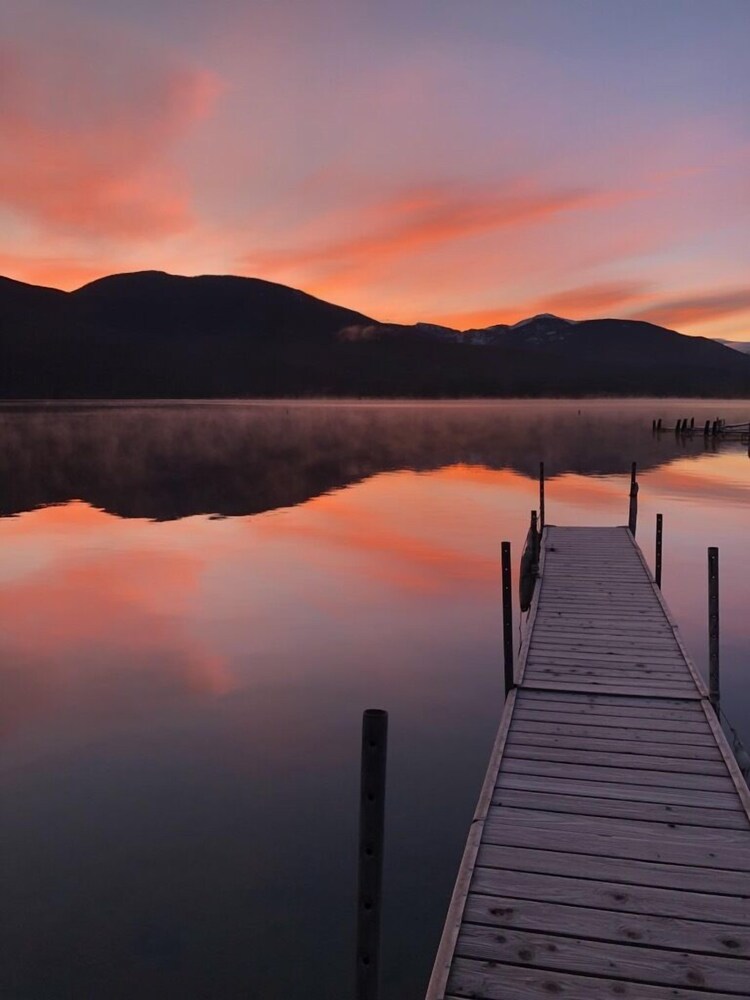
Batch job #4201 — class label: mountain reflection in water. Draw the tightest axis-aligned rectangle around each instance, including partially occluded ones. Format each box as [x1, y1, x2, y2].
[0, 399, 747, 519]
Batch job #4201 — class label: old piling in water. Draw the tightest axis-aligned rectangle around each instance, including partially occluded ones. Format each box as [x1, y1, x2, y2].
[655, 514, 663, 589]
[501, 541, 514, 697]
[356, 709, 388, 1000]
[539, 462, 545, 531]
[708, 548, 720, 715]
[627, 462, 638, 537]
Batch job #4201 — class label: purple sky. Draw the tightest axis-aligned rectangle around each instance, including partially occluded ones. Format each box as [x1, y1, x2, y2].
[1, 0, 749, 337]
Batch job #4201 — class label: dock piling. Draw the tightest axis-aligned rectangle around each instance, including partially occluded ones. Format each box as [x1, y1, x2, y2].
[655, 513, 663, 589]
[708, 548, 720, 715]
[627, 462, 638, 537]
[539, 462, 545, 531]
[501, 541, 514, 697]
[356, 709, 388, 1000]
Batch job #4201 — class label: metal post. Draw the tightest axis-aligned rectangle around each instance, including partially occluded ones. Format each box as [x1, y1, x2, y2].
[539, 462, 545, 531]
[655, 513, 663, 589]
[628, 462, 638, 537]
[501, 541, 514, 697]
[356, 709, 388, 1000]
[708, 548, 720, 715]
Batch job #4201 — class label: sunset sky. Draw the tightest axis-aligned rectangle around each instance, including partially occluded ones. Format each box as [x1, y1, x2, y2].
[1, 0, 749, 338]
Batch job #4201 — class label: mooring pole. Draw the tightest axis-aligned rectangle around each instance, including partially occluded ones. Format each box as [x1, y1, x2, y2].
[627, 462, 639, 537]
[703, 419, 711, 437]
[655, 514, 663, 589]
[539, 462, 545, 531]
[356, 709, 388, 1000]
[501, 541, 514, 697]
[708, 548, 720, 716]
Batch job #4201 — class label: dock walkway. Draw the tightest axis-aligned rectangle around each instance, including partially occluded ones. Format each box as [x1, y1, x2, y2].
[427, 525, 750, 999]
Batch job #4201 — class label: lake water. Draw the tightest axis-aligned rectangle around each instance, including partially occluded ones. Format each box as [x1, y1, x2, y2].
[1, 399, 748, 999]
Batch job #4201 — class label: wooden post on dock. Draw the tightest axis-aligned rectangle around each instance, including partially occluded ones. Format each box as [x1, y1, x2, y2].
[539, 462, 545, 531]
[704, 419, 711, 437]
[627, 462, 638, 537]
[501, 541, 514, 697]
[708, 548, 720, 716]
[356, 709, 388, 1000]
[655, 514, 663, 589]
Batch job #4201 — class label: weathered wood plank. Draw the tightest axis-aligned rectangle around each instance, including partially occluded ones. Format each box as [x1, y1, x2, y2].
[463, 892, 750, 957]
[504, 743, 729, 776]
[446, 958, 741, 1000]
[507, 730, 723, 759]
[491, 787, 747, 830]
[514, 707, 710, 732]
[454, 924, 750, 994]
[521, 679, 703, 698]
[515, 696, 702, 719]
[470, 865, 750, 925]
[502, 757, 736, 791]
[511, 720, 714, 744]
[476, 843, 750, 896]
[484, 810, 750, 870]
[517, 690, 702, 712]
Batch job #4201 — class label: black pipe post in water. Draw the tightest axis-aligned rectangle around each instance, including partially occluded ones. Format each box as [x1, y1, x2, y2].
[628, 462, 639, 537]
[539, 461, 545, 531]
[530, 509, 539, 565]
[708, 548, 720, 716]
[655, 514, 663, 589]
[501, 541, 514, 698]
[356, 708, 388, 1000]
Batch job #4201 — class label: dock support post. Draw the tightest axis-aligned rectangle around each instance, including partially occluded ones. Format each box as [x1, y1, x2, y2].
[655, 514, 663, 589]
[628, 462, 639, 537]
[708, 548, 720, 716]
[704, 419, 711, 437]
[356, 709, 388, 1000]
[501, 541, 514, 697]
[539, 462, 545, 531]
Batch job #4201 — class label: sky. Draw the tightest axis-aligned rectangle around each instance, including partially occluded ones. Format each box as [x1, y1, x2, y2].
[1, 0, 749, 338]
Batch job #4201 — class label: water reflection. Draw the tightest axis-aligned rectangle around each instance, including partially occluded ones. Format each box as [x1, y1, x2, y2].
[0, 401, 748, 999]
[0, 399, 746, 519]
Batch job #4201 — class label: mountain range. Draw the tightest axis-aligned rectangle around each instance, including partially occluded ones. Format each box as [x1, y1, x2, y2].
[1, 270, 749, 397]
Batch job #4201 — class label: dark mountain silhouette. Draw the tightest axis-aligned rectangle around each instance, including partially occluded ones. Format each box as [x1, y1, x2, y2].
[1, 271, 749, 397]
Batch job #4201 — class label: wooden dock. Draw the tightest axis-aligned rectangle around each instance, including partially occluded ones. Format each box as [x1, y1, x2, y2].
[427, 525, 750, 999]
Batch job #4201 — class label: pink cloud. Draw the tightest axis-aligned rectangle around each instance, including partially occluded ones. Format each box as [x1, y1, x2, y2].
[0, 33, 222, 241]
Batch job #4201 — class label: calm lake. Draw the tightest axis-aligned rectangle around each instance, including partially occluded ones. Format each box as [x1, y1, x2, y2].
[1, 399, 748, 999]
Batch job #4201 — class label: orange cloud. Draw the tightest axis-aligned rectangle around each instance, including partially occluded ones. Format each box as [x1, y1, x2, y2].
[243, 182, 621, 285]
[630, 289, 750, 330]
[0, 35, 222, 240]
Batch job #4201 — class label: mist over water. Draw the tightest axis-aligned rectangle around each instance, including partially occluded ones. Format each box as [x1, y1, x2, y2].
[1, 400, 748, 999]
